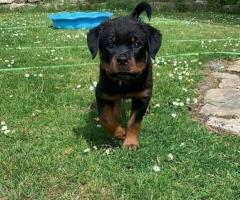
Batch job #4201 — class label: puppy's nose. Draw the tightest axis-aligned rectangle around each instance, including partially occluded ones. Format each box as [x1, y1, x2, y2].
[116, 55, 128, 65]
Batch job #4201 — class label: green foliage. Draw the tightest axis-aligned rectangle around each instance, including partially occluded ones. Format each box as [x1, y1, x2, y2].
[175, 0, 188, 12]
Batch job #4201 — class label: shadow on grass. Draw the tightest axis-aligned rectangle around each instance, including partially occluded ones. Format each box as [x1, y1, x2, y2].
[72, 101, 122, 148]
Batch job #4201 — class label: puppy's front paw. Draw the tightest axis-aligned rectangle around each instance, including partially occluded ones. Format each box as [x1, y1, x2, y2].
[114, 126, 126, 140]
[123, 137, 139, 150]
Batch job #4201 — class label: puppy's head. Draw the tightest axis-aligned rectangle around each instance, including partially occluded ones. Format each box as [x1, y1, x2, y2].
[87, 2, 162, 82]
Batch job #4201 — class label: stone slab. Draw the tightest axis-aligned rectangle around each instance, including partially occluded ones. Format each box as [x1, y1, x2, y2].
[0, 0, 14, 3]
[227, 60, 240, 73]
[212, 72, 240, 89]
[200, 88, 240, 117]
[207, 117, 240, 135]
[200, 59, 240, 135]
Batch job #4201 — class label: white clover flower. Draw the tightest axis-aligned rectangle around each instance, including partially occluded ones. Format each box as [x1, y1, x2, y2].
[172, 101, 178, 106]
[1, 121, 6, 126]
[83, 148, 90, 153]
[169, 73, 174, 78]
[180, 142, 185, 147]
[182, 87, 188, 92]
[4, 129, 10, 134]
[94, 117, 100, 122]
[156, 73, 160, 77]
[1, 125, 8, 131]
[192, 98, 198, 104]
[154, 103, 160, 108]
[76, 84, 81, 89]
[105, 149, 110, 155]
[25, 73, 30, 78]
[153, 165, 160, 172]
[168, 153, 174, 160]
[97, 124, 101, 128]
[38, 73, 43, 77]
[93, 81, 97, 87]
[89, 86, 94, 91]
[179, 102, 184, 107]
[171, 113, 177, 118]
[178, 76, 183, 80]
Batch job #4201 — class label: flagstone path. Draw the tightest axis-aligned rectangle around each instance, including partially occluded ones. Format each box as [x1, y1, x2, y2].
[200, 60, 240, 135]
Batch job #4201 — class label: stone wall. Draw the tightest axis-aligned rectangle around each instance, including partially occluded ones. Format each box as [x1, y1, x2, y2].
[0, 0, 42, 9]
[0, 0, 41, 3]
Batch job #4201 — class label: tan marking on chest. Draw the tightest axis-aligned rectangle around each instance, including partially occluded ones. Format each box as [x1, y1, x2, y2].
[101, 89, 150, 101]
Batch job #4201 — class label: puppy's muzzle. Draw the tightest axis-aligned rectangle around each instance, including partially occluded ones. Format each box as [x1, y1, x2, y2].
[110, 72, 140, 81]
[116, 54, 128, 66]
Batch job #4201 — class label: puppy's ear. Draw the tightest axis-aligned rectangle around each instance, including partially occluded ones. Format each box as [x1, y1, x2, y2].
[87, 25, 102, 59]
[131, 1, 152, 20]
[147, 25, 162, 59]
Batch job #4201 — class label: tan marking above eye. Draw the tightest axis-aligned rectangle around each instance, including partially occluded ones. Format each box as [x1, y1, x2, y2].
[112, 36, 116, 42]
[131, 37, 136, 43]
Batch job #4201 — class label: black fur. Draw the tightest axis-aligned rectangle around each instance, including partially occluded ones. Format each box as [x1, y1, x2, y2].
[131, 1, 152, 19]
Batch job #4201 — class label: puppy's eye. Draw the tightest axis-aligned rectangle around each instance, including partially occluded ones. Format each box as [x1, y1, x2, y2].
[107, 41, 114, 48]
[134, 41, 141, 48]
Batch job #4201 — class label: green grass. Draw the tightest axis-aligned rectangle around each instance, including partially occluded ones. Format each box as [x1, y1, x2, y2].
[0, 10, 240, 199]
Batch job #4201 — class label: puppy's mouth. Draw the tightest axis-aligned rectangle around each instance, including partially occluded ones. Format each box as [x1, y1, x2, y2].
[109, 72, 140, 82]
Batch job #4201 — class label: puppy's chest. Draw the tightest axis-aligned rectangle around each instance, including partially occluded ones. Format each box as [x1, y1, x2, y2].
[98, 80, 151, 101]
[100, 89, 150, 101]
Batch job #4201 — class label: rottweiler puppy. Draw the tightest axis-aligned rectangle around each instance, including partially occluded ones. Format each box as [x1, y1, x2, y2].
[87, 1, 162, 149]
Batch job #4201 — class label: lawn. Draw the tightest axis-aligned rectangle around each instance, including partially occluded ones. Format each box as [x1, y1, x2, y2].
[0, 9, 240, 199]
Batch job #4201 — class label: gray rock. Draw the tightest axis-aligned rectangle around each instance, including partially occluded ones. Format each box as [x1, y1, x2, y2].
[210, 63, 225, 72]
[0, 0, 14, 4]
[27, 0, 40, 3]
[207, 117, 240, 135]
[227, 60, 240, 73]
[223, 5, 239, 13]
[10, 3, 25, 9]
[212, 72, 240, 89]
[201, 88, 240, 118]
[14, 0, 26, 3]
[200, 60, 240, 135]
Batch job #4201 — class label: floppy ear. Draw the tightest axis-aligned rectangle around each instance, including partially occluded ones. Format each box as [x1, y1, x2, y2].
[87, 26, 101, 59]
[147, 25, 162, 59]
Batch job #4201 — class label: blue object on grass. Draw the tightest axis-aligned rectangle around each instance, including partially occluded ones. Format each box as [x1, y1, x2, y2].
[48, 12, 113, 30]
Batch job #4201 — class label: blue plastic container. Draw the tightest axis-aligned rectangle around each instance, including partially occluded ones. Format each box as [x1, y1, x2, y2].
[48, 12, 113, 30]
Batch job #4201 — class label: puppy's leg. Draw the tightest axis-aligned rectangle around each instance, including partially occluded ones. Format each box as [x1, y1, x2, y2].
[97, 97, 125, 140]
[123, 97, 150, 150]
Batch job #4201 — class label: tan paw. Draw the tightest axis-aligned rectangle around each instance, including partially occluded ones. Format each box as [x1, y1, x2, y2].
[122, 137, 139, 150]
[114, 126, 126, 140]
